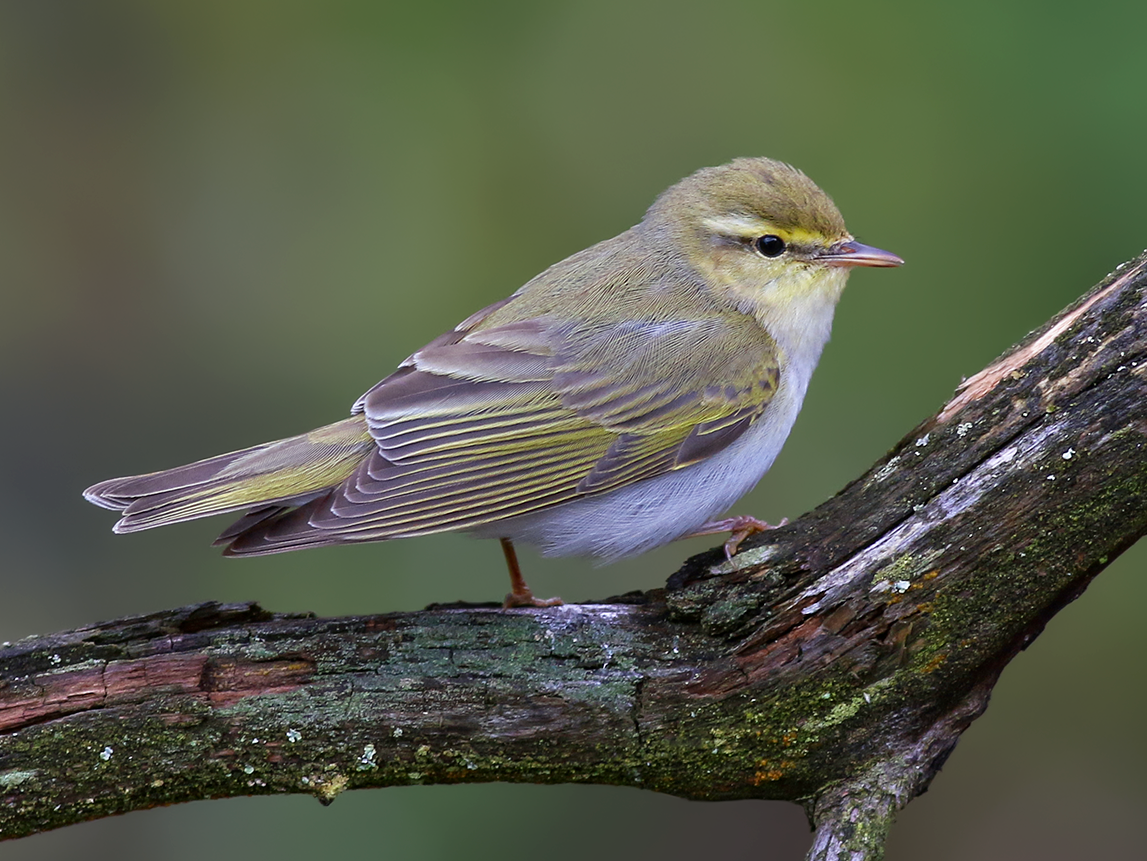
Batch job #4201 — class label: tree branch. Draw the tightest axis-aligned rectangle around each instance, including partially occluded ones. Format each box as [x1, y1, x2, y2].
[4, 252, 1147, 860]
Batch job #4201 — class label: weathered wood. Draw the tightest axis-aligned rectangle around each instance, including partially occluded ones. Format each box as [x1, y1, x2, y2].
[3, 253, 1146, 860]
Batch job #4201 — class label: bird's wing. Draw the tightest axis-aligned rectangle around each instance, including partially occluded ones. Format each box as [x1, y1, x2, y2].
[235, 305, 779, 547]
[346, 299, 776, 532]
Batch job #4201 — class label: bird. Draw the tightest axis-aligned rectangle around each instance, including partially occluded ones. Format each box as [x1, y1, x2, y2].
[85, 157, 902, 607]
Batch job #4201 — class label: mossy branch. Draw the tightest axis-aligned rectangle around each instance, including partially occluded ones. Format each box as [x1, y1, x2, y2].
[4, 253, 1147, 860]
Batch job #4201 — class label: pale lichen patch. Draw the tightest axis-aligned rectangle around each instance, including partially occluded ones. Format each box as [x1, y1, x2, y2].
[0, 770, 37, 789]
[711, 543, 779, 574]
[357, 743, 378, 771]
[872, 456, 901, 484]
[870, 550, 944, 590]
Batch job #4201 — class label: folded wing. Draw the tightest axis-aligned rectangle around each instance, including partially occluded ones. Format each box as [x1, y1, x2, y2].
[221, 303, 779, 555]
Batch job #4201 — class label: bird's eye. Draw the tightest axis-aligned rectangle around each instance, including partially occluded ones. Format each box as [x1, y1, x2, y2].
[754, 235, 786, 258]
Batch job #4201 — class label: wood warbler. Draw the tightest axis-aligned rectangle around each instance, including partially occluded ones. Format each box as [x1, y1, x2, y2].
[85, 157, 901, 606]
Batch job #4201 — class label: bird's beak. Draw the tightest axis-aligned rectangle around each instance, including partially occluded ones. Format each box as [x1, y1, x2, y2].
[820, 240, 904, 268]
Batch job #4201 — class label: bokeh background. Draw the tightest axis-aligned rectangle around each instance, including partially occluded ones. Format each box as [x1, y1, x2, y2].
[3, 1, 1145, 858]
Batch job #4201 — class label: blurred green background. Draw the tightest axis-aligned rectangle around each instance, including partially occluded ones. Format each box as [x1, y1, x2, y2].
[2, 1, 1145, 858]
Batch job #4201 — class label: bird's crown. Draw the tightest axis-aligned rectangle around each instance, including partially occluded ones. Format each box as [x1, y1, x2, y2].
[647, 157, 849, 246]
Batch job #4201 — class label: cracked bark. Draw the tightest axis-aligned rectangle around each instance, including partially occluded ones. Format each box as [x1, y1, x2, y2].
[3, 253, 1147, 860]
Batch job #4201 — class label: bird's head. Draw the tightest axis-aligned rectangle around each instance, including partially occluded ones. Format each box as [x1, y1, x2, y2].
[645, 157, 902, 325]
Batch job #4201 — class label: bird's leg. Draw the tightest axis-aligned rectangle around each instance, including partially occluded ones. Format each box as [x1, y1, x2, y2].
[684, 515, 790, 560]
[500, 538, 563, 608]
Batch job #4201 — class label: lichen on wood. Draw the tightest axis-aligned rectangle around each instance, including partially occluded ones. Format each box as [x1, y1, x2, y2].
[3, 253, 1147, 861]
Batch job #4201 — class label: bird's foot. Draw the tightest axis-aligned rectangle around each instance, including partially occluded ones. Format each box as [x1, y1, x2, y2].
[686, 514, 790, 559]
[502, 588, 564, 609]
[499, 537, 563, 609]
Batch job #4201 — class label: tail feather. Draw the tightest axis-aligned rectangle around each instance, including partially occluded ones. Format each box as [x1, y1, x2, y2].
[211, 503, 300, 546]
[84, 416, 374, 534]
[219, 494, 342, 556]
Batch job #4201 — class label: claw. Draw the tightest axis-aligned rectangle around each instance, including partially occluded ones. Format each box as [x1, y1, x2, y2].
[686, 515, 789, 559]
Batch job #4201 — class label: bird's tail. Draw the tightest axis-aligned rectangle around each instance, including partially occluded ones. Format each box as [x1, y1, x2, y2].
[84, 416, 375, 534]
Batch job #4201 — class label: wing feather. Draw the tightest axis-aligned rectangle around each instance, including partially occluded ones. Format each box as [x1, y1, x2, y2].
[223, 277, 780, 552]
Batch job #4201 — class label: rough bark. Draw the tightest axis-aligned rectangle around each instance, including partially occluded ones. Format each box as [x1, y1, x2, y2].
[4, 252, 1147, 860]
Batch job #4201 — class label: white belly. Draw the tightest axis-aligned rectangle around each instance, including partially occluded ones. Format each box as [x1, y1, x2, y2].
[472, 375, 806, 561]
